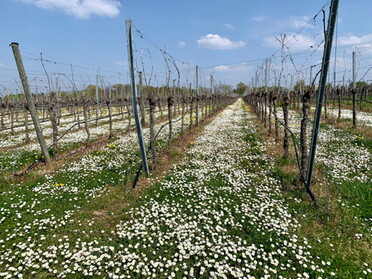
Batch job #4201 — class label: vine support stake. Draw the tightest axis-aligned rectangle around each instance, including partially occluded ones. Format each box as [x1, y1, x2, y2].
[96, 69, 100, 124]
[352, 51, 357, 128]
[10, 42, 51, 165]
[306, 0, 339, 201]
[195, 65, 199, 125]
[264, 58, 269, 93]
[125, 20, 149, 176]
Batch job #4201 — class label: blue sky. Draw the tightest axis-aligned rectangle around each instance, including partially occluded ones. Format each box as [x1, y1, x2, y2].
[1, 0, 372, 94]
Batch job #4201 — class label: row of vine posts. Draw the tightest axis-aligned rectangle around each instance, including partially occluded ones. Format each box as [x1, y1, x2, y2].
[5, 42, 234, 179]
[243, 82, 370, 203]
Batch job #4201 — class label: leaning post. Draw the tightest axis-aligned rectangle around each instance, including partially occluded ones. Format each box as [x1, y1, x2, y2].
[10, 42, 51, 165]
[125, 20, 149, 176]
[306, 0, 339, 201]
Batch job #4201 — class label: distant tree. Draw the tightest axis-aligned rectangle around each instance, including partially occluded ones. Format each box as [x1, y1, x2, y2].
[236, 82, 248, 95]
[214, 84, 233, 95]
[326, 82, 333, 89]
[349, 81, 368, 88]
[84, 85, 97, 99]
[293, 80, 308, 92]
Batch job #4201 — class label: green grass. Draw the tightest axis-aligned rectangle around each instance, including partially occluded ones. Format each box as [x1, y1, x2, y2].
[269, 143, 372, 278]
[1, 102, 370, 278]
[271, 157, 301, 190]
[244, 100, 372, 277]
[0, 140, 93, 178]
[353, 135, 372, 151]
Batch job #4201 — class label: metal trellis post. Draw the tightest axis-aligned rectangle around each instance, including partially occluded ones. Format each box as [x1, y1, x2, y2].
[125, 20, 149, 176]
[195, 65, 199, 124]
[306, 0, 339, 197]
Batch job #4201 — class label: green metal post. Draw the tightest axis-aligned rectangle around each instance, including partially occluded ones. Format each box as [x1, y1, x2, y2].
[125, 20, 149, 175]
[306, 0, 339, 198]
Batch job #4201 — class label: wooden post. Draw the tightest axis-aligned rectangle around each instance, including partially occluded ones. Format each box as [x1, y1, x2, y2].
[138, 72, 146, 127]
[10, 42, 51, 164]
[352, 51, 357, 128]
[167, 94, 173, 144]
[23, 100, 30, 143]
[49, 95, 58, 155]
[282, 92, 289, 157]
[95, 71, 100, 125]
[148, 94, 156, 169]
[83, 94, 90, 143]
[107, 87, 113, 138]
[300, 90, 311, 179]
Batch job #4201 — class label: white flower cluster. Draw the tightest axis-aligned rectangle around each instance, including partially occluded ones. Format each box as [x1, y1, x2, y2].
[0, 107, 190, 278]
[0, 100, 336, 278]
[0, 108, 168, 173]
[327, 108, 372, 127]
[275, 109, 371, 184]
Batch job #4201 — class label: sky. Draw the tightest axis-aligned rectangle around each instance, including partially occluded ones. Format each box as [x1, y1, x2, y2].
[0, 0, 372, 94]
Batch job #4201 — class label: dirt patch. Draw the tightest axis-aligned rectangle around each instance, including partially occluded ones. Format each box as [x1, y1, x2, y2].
[92, 210, 108, 217]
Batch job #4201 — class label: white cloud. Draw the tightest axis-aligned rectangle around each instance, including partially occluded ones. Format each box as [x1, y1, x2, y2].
[332, 57, 352, 69]
[264, 33, 320, 52]
[197, 34, 246, 50]
[214, 65, 230, 71]
[271, 16, 317, 31]
[214, 63, 252, 72]
[19, 0, 121, 19]
[177, 41, 186, 47]
[339, 36, 362, 46]
[252, 16, 266, 22]
[291, 16, 311, 29]
[338, 33, 372, 46]
[0, 63, 4, 67]
[338, 34, 372, 53]
[223, 23, 234, 29]
[115, 61, 127, 66]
